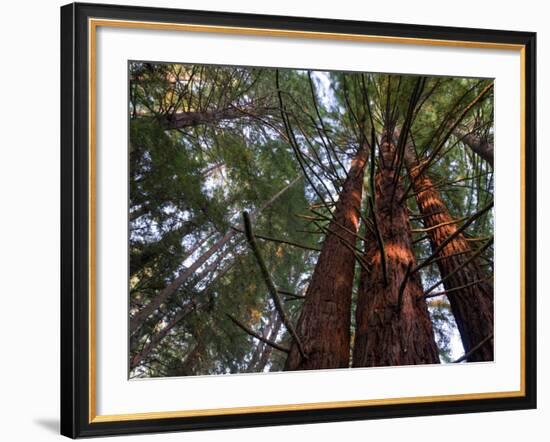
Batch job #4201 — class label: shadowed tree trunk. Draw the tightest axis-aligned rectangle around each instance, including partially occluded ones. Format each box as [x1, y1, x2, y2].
[285, 145, 369, 370]
[353, 132, 440, 367]
[404, 144, 494, 361]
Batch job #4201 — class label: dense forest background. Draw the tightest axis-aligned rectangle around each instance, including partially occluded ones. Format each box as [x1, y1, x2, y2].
[128, 62, 494, 378]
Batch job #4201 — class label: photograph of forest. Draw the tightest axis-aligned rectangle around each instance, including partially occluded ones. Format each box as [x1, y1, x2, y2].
[128, 61, 494, 379]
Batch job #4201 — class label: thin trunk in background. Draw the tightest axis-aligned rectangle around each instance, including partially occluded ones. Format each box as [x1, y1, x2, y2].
[130, 176, 303, 336]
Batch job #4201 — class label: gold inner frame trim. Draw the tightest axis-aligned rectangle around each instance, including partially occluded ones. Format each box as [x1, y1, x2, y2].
[88, 17, 527, 424]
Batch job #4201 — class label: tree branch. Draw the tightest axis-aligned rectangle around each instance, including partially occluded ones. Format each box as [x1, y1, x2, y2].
[129, 176, 302, 336]
[411, 215, 469, 233]
[242, 211, 307, 360]
[452, 333, 493, 363]
[397, 262, 412, 314]
[226, 314, 290, 353]
[412, 201, 493, 274]
[231, 226, 321, 252]
[425, 275, 493, 299]
[277, 289, 306, 299]
[400, 81, 494, 204]
[424, 237, 494, 296]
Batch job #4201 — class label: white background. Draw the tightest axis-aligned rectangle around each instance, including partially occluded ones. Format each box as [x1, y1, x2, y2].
[0, 0, 546, 440]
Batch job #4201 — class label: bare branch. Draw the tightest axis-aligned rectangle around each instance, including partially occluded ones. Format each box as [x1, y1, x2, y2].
[452, 333, 494, 363]
[424, 237, 494, 296]
[425, 275, 493, 299]
[412, 202, 493, 274]
[400, 82, 494, 204]
[226, 314, 290, 353]
[231, 226, 321, 252]
[242, 211, 307, 360]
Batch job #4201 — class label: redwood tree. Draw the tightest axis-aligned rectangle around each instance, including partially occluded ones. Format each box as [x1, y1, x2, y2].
[285, 144, 368, 370]
[404, 143, 494, 361]
[353, 132, 440, 367]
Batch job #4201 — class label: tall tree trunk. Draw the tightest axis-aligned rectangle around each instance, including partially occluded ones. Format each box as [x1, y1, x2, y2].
[285, 145, 368, 370]
[130, 176, 302, 336]
[353, 133, 440, 367]
[404, 144, 494, 361]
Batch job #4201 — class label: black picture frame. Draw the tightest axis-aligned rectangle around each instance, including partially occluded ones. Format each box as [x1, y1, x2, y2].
[61, 2, 537, 438]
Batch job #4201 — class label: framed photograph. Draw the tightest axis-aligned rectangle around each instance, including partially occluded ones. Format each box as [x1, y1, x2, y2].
[60, 2, 536, 438]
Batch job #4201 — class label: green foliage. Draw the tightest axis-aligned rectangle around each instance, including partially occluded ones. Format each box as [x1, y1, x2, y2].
[129, 62, 494, 377]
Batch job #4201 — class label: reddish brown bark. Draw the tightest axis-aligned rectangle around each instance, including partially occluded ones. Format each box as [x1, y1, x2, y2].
[353, 133, 440, 367]
[285, 145, 369, 370]
[130, 307, 189, 370]
[405, 146, 494, 361]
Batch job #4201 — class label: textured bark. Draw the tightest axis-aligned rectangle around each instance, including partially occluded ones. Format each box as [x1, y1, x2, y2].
[285, 145, 368, 370]
[353, 133, 440, 367]
[455, 128, 494, 167]
[405, 145, 494, 361]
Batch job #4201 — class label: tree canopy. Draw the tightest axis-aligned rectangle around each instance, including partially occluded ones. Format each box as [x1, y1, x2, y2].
[129, 61, 494, 378]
